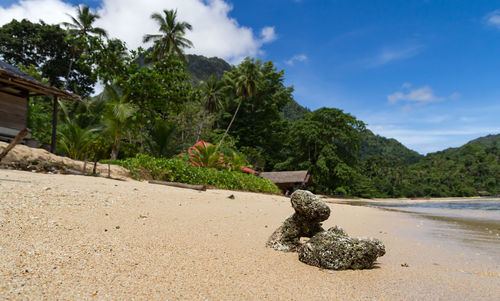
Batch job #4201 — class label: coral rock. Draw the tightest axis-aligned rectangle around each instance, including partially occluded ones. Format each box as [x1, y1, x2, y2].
[266, 190, 330, 252]
[298, 226, 386, 270]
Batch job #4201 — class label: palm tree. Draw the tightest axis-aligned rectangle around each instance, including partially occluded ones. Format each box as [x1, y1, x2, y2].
[147, 120, 177, 158]
[143, 9, 193, 61]
[62, 5, 107, 39]
[62, 5, 107, 89]
[58, 118, 98, 160]
[100, 85, 137, 160]
[216, 59, 262, 150]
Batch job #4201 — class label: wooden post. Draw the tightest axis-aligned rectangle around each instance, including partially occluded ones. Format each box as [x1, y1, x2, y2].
[50, 96, 58, 153]
[0, 128, 31, 162]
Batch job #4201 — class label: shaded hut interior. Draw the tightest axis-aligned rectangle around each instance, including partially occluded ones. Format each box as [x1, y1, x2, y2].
[0, 60, 80, 152]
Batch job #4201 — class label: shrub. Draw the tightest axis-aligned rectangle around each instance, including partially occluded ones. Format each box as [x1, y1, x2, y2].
[111, 154, 280, 194]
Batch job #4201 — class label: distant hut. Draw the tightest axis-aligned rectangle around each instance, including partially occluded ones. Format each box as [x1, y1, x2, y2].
[260, 170, 312, 195]
[0, 60, 80, 152]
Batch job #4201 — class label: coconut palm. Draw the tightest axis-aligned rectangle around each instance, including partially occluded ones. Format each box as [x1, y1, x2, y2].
[62, 5, 107, 88]
[216, 59, 262, 150]
[143, 9, 193, 61]
[62, 5, 107, 39]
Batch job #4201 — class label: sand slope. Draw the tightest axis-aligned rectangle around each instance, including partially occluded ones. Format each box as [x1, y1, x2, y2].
[0, 169, 498, 300]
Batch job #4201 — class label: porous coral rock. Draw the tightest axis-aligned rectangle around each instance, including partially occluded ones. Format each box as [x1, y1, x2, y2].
[298, 226, 386, 270]
[266, 190, 330, 252]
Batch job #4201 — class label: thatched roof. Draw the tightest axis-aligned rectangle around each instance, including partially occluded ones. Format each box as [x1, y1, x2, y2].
[0, 60, 80, 100]
[260, 170, 310, 184]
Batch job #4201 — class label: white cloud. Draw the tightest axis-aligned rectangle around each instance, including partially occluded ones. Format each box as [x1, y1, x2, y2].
[285, 54, 308, 66]
[388, 85, 443, 105]
[0, 0, 277, 63]
[260, 26, 277, 43]
[484, 9, 500, 29]
[367, 44, 423, 67]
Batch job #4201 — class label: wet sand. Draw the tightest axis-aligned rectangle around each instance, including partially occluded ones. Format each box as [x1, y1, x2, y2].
[1, 169, 499, 300]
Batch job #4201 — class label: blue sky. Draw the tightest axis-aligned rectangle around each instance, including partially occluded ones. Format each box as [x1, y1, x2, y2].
[1, 0, 499, 153]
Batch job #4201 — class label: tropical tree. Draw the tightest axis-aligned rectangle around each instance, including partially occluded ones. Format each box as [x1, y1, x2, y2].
[147, 120, 177, 158]
[62, 5, 107, 89]
[143, 9, 193, 61]
[216, 58, 262, 150]
[57, 118, 98, 160]
[197, 74, 225, 140]
[100, 85, 137, 160]
[62, 5, 107, 39]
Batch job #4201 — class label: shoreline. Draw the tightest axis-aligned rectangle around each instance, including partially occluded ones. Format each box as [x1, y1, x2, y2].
[1, 169, 499, 299]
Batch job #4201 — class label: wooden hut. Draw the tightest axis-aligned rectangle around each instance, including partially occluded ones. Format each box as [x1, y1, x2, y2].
[0, 60, 80, 152]
[260, 170, 312, 194]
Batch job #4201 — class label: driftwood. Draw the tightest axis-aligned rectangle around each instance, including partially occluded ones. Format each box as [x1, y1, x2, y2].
[0, 128, 31, 162]
[61, 168, 85, 175]
[148, 180, 207, 191]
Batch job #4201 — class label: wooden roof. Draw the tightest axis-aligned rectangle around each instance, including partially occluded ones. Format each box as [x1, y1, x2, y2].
[0, 60, 80, 100]
[260, 170, 310, 184]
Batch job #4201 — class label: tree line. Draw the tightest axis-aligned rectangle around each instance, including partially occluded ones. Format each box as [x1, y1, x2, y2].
[1, 5, 498, 197]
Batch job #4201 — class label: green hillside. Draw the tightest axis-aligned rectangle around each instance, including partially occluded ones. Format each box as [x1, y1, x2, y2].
[186, 54, 231, 84]
[359, 129, 423, 164]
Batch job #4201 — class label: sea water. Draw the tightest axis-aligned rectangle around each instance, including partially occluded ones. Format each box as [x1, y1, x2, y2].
[345, 198, 500, 257]
[366, 198, 500, 221]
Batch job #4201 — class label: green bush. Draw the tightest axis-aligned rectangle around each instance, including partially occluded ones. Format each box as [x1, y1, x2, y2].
[110, 154, 281, 194]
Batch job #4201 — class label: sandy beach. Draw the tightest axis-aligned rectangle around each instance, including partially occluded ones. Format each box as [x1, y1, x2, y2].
[1, 169, 499, 300]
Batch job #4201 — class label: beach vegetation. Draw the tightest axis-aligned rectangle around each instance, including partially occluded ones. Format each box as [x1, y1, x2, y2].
[111, 154, 280, 194]
[0, 9, 498, 197]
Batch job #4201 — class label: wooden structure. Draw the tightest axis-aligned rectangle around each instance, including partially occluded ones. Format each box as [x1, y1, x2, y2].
[260, 170, 312, 194]
[0, 60, 80, 152]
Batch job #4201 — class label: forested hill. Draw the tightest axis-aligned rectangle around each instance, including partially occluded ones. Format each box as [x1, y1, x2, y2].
[359, 130, 423, 163]
[186, 54, 231, 84]
[282, 99, 311, 121]
[466, 134, 500, 148]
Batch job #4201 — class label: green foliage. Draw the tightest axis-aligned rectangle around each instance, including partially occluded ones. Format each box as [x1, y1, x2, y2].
[0, 19, 95, 95]
[186, 54, 231, 84]
[358, 129, 422, 164]
[113, 154, 280, 193]
[57, 119, 98, 160]
[189, 142, 224, 169]
[146, 120, 177, 158]
[282, 99, 311, 122]
[143, 9, 193, 61]
[280, 107, 366, 194]
[358, 135, 500, 197]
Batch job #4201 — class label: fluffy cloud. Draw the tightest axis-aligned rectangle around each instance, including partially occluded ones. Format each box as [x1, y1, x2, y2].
[0, 0, 277, 63]
[484, 9, 500, 29]
[285, 54, 307, 66]
[388, 85, 443, 105]
[387, 84, 461, 111]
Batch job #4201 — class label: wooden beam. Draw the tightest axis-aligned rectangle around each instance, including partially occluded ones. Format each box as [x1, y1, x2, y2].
[50, 96, 58, 153]
[0, 128, 31, 162]
[0, 77, 55, 97]
[0, 88, 25, 98]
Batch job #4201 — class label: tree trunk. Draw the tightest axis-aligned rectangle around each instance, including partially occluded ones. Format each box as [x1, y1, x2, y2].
[50, 96, 58, 154]
[216, 98, 242, 151]
[110, 139, 120, 160]
[93, 158, 98, 175]
[83, 152, 88, 173]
